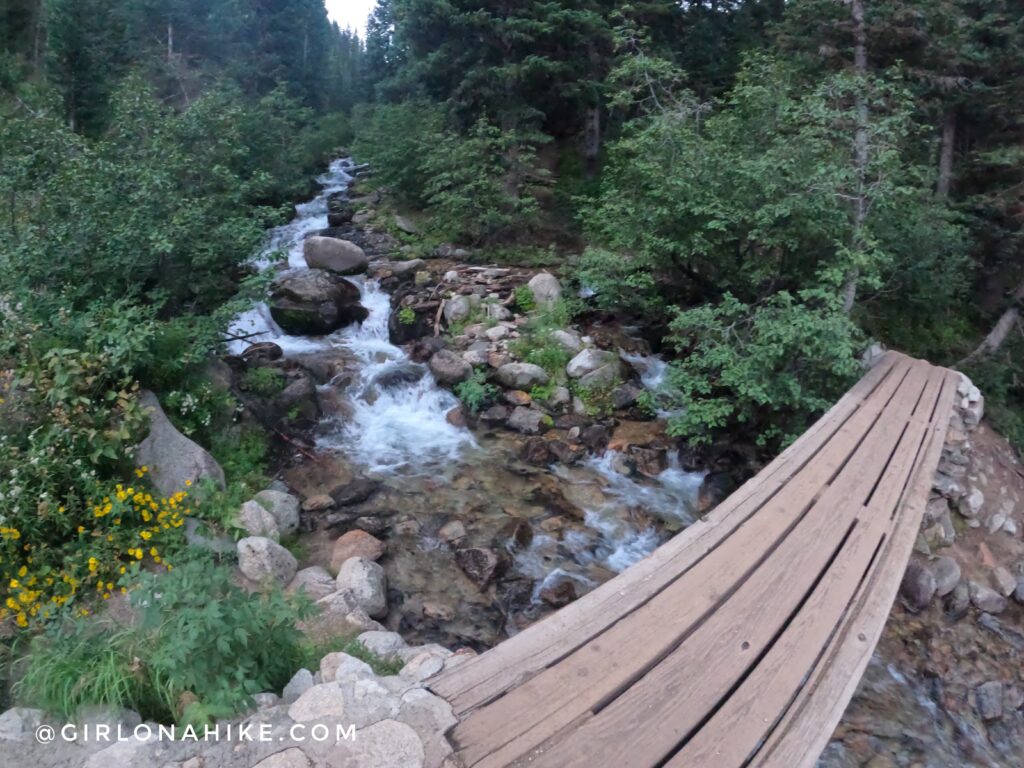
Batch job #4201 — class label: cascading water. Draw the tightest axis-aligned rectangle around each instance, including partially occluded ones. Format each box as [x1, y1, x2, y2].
[226, 157, 475, 473]
[228, 156, 708, 641]
[317, 279, 476, 472]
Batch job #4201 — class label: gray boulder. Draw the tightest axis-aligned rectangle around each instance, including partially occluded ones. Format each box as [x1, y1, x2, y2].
[286, 566, 338, 601]
[443, 295, 473, 325]
[235, 499, 280, 539]
[550, 329, 583, 353]
[566, 348, 620, 379]
[254, 489, 301, 536]
[429, 349, 472, 385]
[899, 560, 936, 612]
[930, 556, 961, 597]
[345, 719, 425, 768]
[135, 391, 225, 496]
[282, 668, 315, 704]
[269, 269, 367, 336]
[969, 581, 1008, 614]
[303, 236, 368, 275]
[336, 557, 388, 618]
[394, 215, 419, 235]
[237, 536, 298, 586]
[320, 651, 374, 683]
[527, 272, 562, 307]
[358, 631, 409, 661]
[287, 683, 348, 722]
[508, 407, 548, 435]
[496, 363, 549, 390]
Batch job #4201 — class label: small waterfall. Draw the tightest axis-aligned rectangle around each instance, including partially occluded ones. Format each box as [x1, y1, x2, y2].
[317, 279, 477, 473]
[227, 157, 476, 473]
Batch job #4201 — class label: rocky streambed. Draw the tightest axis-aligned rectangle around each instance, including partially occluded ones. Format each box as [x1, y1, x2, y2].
[223, 158, 733, 649]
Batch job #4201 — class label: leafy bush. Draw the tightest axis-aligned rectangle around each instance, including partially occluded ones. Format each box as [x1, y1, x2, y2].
[454, 369, 499, 414]
[241, 367, 286, 398]
[352, 101, 446, 206]
[422, 119, 542, 244]
[0, 468, 186, 628]
[664, 291, 863, 448]
[354, 103, 543, 244]
[514, 285, 537, 313]
[15, 557, 313, 725]
[508, 298, 581, 378]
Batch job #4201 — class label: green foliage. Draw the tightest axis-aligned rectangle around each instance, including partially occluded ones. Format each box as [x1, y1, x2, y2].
[514, 285, 537, 314]
[421, 119, 543, 244]
[299, 636, 403, 678]
[15, 556, 313, 725]
[664, 291, 863, 448]
[583, 56, 969, 320]
[572, 379, 621, 418]
[398, 306, 416, 325]
[508, 298, 581, 379]
[354, 103, 544, 244]
[966, 340, 1024, 454]
[242, 366, 286, 398]
[453, 369, 499, 414]
[352, 101, 445, 206]
[209, 429, 271, 490]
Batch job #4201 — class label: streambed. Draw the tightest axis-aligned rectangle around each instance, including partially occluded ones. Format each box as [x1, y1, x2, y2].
[229, 158, 707, 647]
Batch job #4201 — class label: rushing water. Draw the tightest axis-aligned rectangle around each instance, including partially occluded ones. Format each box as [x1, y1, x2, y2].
[228, 157, 707, 642]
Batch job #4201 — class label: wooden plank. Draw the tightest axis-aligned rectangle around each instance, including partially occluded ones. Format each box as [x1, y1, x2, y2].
[430, 353, 906, 714]
[502, 362, 933, 768]
[664, 366, 948, 767]
[749, 368, 957, 768]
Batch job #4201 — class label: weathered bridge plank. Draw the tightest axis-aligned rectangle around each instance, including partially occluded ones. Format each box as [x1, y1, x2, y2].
[427, 353, 956, 768]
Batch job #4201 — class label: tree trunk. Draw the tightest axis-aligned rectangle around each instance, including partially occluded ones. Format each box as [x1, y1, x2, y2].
[842, 0, 869, 314]
[965, 278, 1024, 360]
[582, 103, 601, 177]
[937, 110, 956, 198]
[167, 22, 174, 61]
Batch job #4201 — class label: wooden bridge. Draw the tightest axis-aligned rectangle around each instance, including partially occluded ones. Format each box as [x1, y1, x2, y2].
[428, 352, 958, 768]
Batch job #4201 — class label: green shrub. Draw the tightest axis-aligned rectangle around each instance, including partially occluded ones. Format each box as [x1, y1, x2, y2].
[298, 637, 403, 678]
[573, 379, 621, 418]
[514, 285, 537, 313]
[15, 557, 313, 726]
[242, 367, 286, 397]
[398, 306, 417, 325]
[454, 369, 499, 414]
[664, 290, 862, 448]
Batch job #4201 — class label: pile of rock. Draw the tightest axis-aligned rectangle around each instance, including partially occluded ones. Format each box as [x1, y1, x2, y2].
[900, 374, 1024, 617]
[378, 263, 672, 470]
[0, 633, 471, 768]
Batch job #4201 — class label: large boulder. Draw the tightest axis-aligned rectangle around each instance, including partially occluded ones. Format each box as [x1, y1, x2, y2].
[286, 566, 337, 601]
[495, 363, 549, 390]
[235, 500, 280, 539]
[303, 236, 368, 276]
[237, 536, 297, 586]
[269, 269, 367, 336]
[527, 272, 562, 307]
[134, 391, 225, 496]
[336, 557, 388, 618]
[253, 489, 301, 536]
[566, 348, 620, 380]
[330, 530, 386, 573]
[429, 349, 472, 385]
